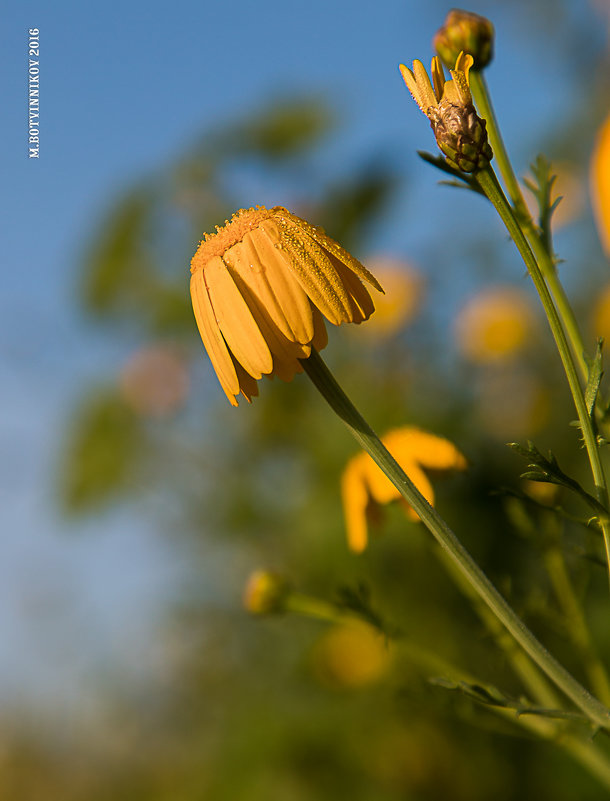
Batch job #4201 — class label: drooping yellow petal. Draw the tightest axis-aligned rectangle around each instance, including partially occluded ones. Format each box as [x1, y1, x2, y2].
[341, 456, 372, 553]
[190, 269, 240, 405]
[383, 428, 468, 472]
[311, 305, 329, 352]
[277, 222, 353, 325]
[397, 462, 435, 522]
[363, 458, 399, 506]
[205, 256, 273, 379]
[221, 236, 315, 381]
[328, 254, 376, 323]
[277, 208, 383, 294]
[247, 222, 316, 343]
[591, 113, 610, 256]
[233, 360, 259, 403]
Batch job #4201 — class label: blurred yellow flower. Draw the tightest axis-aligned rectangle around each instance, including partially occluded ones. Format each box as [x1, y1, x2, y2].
[311, 622, 391, 688]
[455, 286, 536, 364]
[243, 570, 290, 615]
[354, 257, 423, 338]
[190, 206, 382, 406]
[590, 113, 610, 256]
[120, 344, 189, 419]
[399, 53, 492, 172]
[592, 284, 610, 343]
[342, 427, 467, 553]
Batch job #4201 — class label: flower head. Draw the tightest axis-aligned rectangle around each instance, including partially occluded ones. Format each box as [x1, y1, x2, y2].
[399, 53, 493, 172]
[434, 9, 494, 70]
[341, 427, 467, 553]
[190, 206, 383, 405]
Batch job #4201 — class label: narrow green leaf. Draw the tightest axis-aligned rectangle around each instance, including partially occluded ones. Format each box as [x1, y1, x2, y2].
[585, 339, 604, 418]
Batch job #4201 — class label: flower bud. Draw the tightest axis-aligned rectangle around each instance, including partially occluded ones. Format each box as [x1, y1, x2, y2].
[400, 53, 493, 173]
[431, 98, 493, 173]
[434, 9, 494, 70]
[243, 570, 291, 615]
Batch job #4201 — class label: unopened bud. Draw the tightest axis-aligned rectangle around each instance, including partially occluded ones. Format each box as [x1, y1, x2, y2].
[243, 570, 291, 615]
[434, 9, 494, 70]
[430, 99, 493, 172]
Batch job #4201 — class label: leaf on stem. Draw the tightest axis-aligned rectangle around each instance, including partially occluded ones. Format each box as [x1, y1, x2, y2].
[335, 583, 399, 638]
[430, 677, 511, 707]
[584, 339, 604, 421]
[523, 155, 559, 252]
[417, 151, 485, 195]
[508, 441, 608, 516]
[431, 678, 589, 722]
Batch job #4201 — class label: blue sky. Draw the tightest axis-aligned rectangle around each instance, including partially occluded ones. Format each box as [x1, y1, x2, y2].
[1, 0, 607, 711]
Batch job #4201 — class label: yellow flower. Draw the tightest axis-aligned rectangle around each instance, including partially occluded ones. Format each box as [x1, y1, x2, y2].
[455, 286, 536, 364]
[341, 427, 467, 553]
[590, 113, 610, 256]
[311, 622, 391, 688]
[190, 206, 382, 406]
[399, 53, 492, 172]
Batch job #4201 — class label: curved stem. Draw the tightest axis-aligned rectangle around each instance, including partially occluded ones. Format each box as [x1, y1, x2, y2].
[475, 167, 610, 579]
[301, 349, 610, 730]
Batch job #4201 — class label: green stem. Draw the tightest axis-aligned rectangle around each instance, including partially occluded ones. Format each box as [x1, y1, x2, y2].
[469, 72, 590, 384]
[475, 167, 610, 577]
[301, 349, 610, 730]
[469, 72, 527, 220]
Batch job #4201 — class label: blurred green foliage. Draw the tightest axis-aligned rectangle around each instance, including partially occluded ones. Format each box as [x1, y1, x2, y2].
[61, 390, 142, 511]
